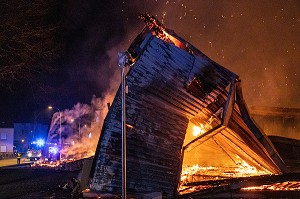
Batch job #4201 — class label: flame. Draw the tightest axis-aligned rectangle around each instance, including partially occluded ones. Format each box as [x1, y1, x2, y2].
[180, 156, 271, 192]
[192, 125, 204, 136]
[31, 160, 61, 168]
[139, 13, 187, 50]
[30, 156, 80, 168]
[192, 122, 213, 137]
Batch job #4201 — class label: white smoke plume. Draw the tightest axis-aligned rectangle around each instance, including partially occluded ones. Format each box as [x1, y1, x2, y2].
[47, 94, 114, 159]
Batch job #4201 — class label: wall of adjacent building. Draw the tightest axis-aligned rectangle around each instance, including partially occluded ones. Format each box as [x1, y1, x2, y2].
[0, 128, 14, 154]
[250, 106, 300, 140]
[13, 123, 48, 153]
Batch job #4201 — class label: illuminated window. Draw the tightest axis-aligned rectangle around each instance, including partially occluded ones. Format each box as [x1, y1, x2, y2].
[0, 146, 7, 152]
[0, 133, 7, 140]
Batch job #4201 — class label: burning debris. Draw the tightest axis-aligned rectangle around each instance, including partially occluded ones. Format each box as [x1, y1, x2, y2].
[241, 181, 300, 191]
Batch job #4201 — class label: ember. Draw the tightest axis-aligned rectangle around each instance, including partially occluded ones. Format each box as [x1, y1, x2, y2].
[242, 181, 300, 191]
[31, 160, 61, 168]
[180, 156, 271, 191]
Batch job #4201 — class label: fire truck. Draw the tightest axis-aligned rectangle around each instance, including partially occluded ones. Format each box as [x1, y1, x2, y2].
[27, 149, 42, 161]
[27, 139, 45, 161]
[44, 142, 60, 161]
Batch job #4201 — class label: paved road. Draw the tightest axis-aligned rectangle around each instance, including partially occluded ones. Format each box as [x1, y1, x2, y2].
[0, 158, 32, 167]
[0, 159, 82, 198]
[0, 168, 79, 199]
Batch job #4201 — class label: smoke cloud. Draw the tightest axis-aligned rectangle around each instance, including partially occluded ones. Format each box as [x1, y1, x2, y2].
[48, 95, 111, 158]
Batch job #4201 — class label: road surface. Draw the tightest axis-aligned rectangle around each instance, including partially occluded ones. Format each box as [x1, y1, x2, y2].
[0, 167, 79, 199]
[0, 158, 31, 167]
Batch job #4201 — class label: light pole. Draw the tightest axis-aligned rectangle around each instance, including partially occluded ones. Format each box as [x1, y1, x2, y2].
[118, 52, 129, 199]
[48, 106, 62, 160]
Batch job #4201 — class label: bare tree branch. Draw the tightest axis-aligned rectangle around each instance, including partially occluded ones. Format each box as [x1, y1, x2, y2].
[0, 0, 64, 90]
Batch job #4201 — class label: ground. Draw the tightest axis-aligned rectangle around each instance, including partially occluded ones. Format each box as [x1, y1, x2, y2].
[0, 167, 80, 199]
[0, 158, 30, 167]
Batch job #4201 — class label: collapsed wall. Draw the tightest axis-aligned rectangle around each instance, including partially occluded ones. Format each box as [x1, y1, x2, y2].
[89, 14, 287, 197]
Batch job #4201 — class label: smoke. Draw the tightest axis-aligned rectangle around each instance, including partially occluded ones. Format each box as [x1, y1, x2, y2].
[48, 95, 111, 159]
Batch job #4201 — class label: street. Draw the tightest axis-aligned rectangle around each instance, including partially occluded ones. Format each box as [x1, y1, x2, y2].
[0, 159, 80, 199]
[0, 168, 80, 199]
[0, 158, 31, 167]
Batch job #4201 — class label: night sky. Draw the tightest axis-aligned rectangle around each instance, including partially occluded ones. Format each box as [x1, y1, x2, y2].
[0, 0, 299, 125]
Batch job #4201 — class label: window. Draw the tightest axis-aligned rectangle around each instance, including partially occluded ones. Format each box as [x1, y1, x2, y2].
[0, 132, 7, 140]
[0, 146, 7, 152]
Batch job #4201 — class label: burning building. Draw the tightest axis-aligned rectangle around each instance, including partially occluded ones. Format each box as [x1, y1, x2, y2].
[88, 14, 298, 198]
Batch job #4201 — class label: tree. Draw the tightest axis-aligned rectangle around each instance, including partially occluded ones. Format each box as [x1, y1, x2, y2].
[0, 0, 64, 90]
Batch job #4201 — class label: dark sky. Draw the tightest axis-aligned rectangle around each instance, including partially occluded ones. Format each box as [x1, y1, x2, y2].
[0, 0, 299, 125]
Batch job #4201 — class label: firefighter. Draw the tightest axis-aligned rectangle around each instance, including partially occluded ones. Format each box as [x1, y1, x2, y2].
[17, 153, 21, 164]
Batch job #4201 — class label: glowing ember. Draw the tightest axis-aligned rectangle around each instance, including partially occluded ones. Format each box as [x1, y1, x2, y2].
[242, 181, 300, 191]
[180, 155, 271, 192]
[139, 13, 187, 50]
[31, 160, 62, 168]
[234, 155, 270, 176]
[30, 157, 79, 168]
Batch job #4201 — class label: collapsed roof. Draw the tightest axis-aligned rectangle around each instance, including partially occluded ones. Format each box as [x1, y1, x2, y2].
[89, 14, 287, 197]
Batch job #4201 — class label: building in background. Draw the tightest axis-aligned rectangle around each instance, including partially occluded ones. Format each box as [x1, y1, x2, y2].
[251, 106, 300, 169]
[14, 123, 48, 153]
[0, 128, 14, 158]
[251, 106, 300, 140]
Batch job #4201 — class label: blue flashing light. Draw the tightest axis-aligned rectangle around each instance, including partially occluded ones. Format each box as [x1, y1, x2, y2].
[36, 139, 45, 147]
[49, 146, 58, 154]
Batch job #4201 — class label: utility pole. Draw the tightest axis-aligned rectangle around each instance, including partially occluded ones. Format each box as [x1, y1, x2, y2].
[118, 52, 129, 199]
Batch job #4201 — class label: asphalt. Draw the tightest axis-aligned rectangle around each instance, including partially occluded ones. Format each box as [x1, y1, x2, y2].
[0, 167, 80, 199]
[0, 158, 80, 199]
[0, 158, 32, 168]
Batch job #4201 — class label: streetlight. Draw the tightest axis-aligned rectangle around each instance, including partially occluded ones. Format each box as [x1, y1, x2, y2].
[48, 106, 62, 160]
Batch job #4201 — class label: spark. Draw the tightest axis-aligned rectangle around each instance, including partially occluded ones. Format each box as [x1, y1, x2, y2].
[162, 11, 167, 24]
